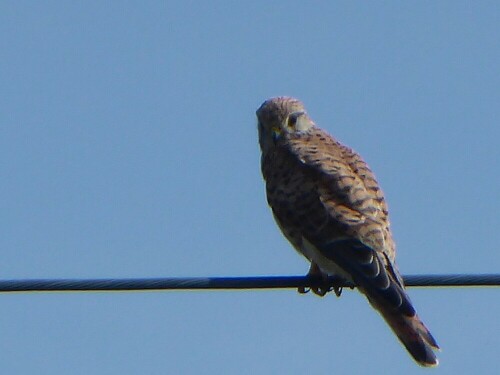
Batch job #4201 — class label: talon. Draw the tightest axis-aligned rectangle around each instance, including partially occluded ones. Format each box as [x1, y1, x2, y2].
[312, 286, 331, 297]
[303, 262, 348, 298]
[312, 287, 324, 297]
[333, 286, 343, 297]
[297, 286, 310, 294]
[305, 263, 335, 297]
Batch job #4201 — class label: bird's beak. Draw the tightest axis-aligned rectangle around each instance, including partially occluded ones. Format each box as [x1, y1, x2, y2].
[271, 127, 281, 144]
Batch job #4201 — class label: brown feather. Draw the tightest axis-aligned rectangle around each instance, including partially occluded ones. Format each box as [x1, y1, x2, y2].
[257, 97, 439, 366]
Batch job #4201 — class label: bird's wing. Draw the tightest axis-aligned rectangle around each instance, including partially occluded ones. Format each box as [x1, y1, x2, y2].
[285, 129, 439, 366]
[287, 129, 390, 253]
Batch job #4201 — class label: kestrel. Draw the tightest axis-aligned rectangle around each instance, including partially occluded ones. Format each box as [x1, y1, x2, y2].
[257, 97, 439, 367]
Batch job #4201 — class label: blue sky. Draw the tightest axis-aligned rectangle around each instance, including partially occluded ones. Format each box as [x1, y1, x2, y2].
[1, 1, 499, 374]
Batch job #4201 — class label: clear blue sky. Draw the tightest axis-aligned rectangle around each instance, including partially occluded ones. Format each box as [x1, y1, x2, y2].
[1, 1, 499, 374]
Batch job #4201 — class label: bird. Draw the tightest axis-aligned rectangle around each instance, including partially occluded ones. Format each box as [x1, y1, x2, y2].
[256, 96, 439, 367]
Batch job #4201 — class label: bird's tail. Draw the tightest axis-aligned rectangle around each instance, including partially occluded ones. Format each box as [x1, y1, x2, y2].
[355, 256, 440, 367]
[318, 239, 439, 366]
[376, 303, 440, 367]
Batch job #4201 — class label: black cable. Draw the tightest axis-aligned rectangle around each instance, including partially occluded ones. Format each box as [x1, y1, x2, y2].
[0, 274, 499, 293]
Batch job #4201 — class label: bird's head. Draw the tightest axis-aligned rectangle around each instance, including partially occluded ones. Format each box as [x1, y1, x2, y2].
[256, 97, 315, 152]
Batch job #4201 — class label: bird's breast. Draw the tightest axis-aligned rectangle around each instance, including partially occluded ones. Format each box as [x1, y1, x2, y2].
[261, 148, 346, 245]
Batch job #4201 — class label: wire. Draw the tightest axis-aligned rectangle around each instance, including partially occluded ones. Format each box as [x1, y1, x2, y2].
[0, 274, 499, 293]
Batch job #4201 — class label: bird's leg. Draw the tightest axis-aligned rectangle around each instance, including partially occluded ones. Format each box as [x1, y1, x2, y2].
[298, 262, 319, 294]
[298, 262, 333, 297]
[298, 263, 345, 297]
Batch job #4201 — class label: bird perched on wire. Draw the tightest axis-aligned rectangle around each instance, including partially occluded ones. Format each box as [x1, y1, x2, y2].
[256, 96, 439, 367]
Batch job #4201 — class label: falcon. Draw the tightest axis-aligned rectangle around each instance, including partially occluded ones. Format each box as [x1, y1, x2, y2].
[257, 96, 439, 367]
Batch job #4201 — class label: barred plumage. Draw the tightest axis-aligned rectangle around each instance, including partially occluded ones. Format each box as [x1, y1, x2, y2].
[257, 97, 439, 367]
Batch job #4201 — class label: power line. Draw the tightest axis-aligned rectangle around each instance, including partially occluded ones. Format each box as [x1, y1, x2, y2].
[0, 274, 499, 293]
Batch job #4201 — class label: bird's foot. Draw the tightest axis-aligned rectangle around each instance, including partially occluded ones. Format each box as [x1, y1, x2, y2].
[298, 263, 335, 297]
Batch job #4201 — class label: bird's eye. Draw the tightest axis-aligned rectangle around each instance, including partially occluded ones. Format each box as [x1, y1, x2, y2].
[287, 111, 306, 129]
[287, 113, 300, 128]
